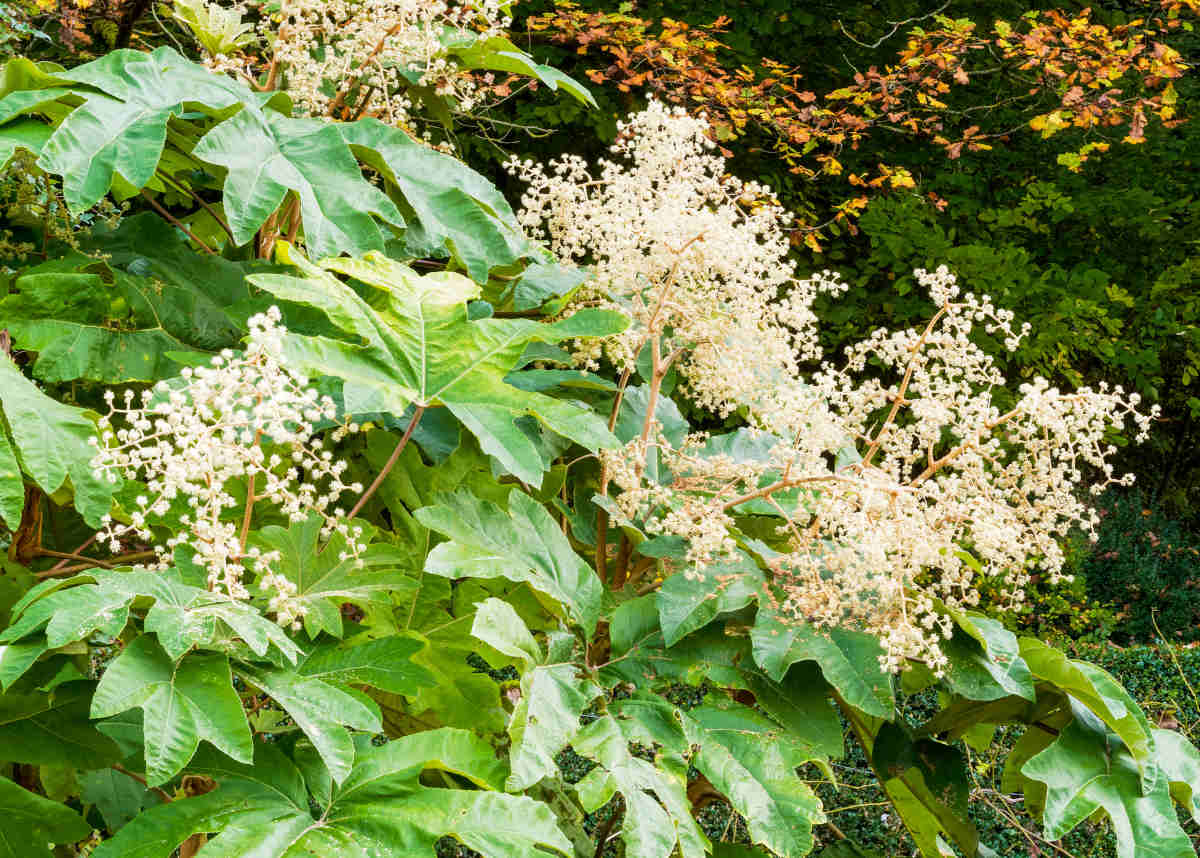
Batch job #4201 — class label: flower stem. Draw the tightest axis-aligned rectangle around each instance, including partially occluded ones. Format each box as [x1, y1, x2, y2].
[348, 405, 426, 520]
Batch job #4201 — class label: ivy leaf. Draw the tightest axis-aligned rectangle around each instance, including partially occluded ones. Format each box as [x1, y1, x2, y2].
[657, 549, 764, 646]
[91, 636, 252, 786]
[193, 109, 404, 258]
[0, 355, 114, 526]
[1023, 720, 1193, 858]
[92, 731, 572, 858]
[0, 774, 91, 858]
[420, 490, 604, 634]
[252, 513, 421, 639]
[250, 248, 625, 485]
[751, 602, 894, 718]
[238, 662, 382, 784]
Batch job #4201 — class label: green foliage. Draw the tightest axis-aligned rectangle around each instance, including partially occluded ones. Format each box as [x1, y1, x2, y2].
[0, 26, 1194, 858]
[1082, 491, 1200, 644]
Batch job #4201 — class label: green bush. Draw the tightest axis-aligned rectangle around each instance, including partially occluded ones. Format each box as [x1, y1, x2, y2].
[1081, 491, 1200, 643]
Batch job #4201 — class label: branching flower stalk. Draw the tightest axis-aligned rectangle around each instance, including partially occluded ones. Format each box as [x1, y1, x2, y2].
[89, 307, 365, 628]
[515, 100, 1157, 673]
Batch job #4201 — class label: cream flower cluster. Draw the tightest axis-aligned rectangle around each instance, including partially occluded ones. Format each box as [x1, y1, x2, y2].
[89, 308, 364, 627]
[200, 0, 510, 131]
[508, 100, 848, 419]
[522, 105, 1156, 674]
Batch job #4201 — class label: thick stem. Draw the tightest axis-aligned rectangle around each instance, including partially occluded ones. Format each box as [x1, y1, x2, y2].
[596, 369, 633, 588]
[611, 533, 634, 589]
[347, 406, 425, 520]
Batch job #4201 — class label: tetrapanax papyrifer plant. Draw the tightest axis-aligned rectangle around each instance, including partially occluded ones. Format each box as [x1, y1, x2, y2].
[0, 28, 1195, 858]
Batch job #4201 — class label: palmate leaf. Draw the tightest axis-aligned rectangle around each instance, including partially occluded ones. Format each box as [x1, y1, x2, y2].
[938, 610, 1035, 702]
[343, 118, 528, 283]
[0, 49, 532, 270]
[0, 429, 22, 529]
[471, 599, 601, 791]
[419, 490, 604, 634]
[0, 775, 91, 858]
[250, 248, 625, 485]
[573, 713, 708, 858]
[91, 636, 253, 787]
[684, 703, 827, 858]
[193, 109, 403, 257]
[1, 212, 260, 383]
[296, 637, 436, 697]
[0, 48, 257, 214]
[91, 730, 572, 858]
[2, 256, 196, 384]
[750, 601, 895, 718]
[0, 355, 114, 526]
[1023, 720, 1193, 858]
[0, 683, 122, 768]
[237, 662, 382, 784]
[444, 34, 596, 108]
[657, 549, 765, 646]
[592, 691, 827, 858]
[1020, 638, 1158, 789]
[0, 568, 302, 673]
[870, 721, 978, 858]
[251, 513, 422, 639]
[79, 767, 163, 833]
[0, 116, 50, 169]
[378, 573, 510, 735]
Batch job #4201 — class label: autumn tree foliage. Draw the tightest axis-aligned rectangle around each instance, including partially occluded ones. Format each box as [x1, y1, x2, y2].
[530, 0, 1194, 246]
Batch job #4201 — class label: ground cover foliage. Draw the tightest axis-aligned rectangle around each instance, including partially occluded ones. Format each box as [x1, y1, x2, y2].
[0, 2, 1198, 858]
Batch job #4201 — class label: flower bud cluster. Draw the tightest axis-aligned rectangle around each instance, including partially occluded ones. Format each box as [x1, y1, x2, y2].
[522, 105, 1157, 674]
[89, 308, 364, 626]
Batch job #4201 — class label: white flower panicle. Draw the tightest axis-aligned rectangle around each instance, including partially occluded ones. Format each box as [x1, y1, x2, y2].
[89, 308, 364, 628]
[205, 0, 510, 134]
[509, 100, 848, 419]
[524, 104, 1157, 674]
